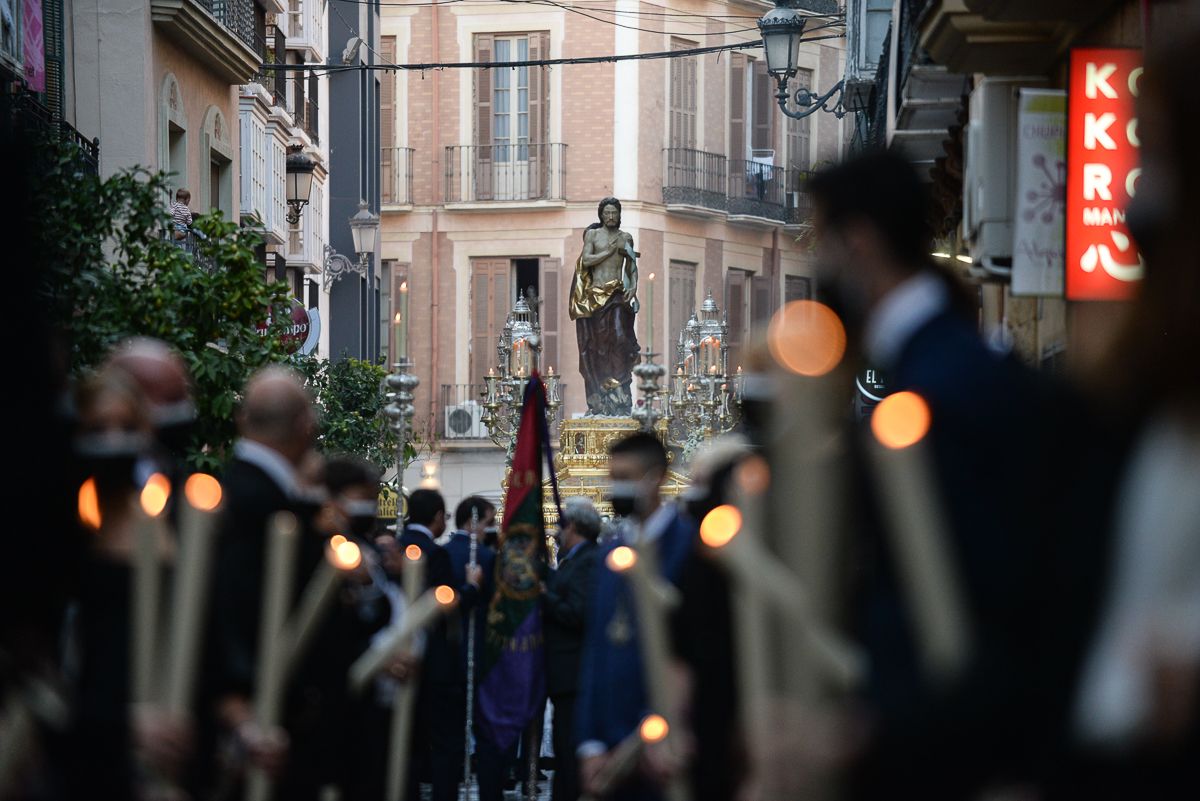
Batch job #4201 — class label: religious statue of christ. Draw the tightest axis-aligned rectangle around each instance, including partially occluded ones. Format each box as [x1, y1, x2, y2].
[569, 197, 641, 416]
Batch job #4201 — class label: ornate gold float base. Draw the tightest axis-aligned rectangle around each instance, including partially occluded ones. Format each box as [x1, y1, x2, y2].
[540, 417, 687, 524]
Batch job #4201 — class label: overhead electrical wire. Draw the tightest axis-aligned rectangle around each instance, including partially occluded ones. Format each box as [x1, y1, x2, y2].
[262, 32, 846, 74]
[327, 0, 842, 23]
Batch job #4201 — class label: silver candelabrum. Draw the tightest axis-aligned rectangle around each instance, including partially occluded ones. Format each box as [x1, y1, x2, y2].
[383, 359, 419, 531]
[666, 291, 744, 444]
[480, 291, 563, 462]
[632, 349, 668, 434]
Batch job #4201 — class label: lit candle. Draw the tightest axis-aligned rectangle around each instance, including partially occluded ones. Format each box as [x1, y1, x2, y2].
[646, 272, 655, 353]
[583, 714, 670, 800]
[284, 537, 363, 677]
[131, 474, 171, 704]
[867, 391, 971, 679]
[399, 280, 409, 360]
[163, 474, 223, 715]
[247, 511, 301, 801]
[349, 585, 458, 692]
[386, 545, 429, 801]
[392, 311, 403, 364]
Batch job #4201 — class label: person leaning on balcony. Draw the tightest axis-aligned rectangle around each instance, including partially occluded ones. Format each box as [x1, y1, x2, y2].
[170, 188, 193, 241]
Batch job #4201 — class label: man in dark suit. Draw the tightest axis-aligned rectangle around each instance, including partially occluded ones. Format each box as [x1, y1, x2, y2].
[543, 496, 602, 801]
[397, 489, 482, 801]
[576, 433, 697, 801]
[443, 496, 503, 799]
[809, 152, 1073, 799]
[202, 366, 318, 792]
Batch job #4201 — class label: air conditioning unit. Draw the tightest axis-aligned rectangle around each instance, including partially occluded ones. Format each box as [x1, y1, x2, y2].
[964, 76, 1046, 277]
[444, 402, 486, 439]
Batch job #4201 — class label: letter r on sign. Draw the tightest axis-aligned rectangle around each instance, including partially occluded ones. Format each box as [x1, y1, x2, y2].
[1083, 164, 1113, 200]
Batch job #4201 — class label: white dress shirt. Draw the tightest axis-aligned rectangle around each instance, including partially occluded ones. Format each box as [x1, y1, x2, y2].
[863, 271, 950, 370]
[233, 438, 300, 498]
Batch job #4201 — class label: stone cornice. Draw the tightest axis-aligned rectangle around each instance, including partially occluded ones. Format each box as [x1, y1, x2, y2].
[151, 0, 261, 84]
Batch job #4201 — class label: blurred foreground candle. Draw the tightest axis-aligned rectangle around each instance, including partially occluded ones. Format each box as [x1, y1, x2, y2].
[248, 511, 301, 801]
[387, 546, 430, 801]
[349, 585, 458, 692]
[605, 545, 685, 801]
[583, 714, 670, 801]
[163, 474, 223, 714]
[868, 391, 971, 680]
[284, 537, 363, 675]
[646, 272, 655, 353]
[131, 474, 171, 703]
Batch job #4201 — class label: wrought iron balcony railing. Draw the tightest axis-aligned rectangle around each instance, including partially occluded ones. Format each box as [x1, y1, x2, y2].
[728, 160, 789, 222]
[444, 143, 567, 203]
[382, 147, 414, 205]
[250, 26, 286, 105]
[663, 148, 728, 211]
[204, 0, 257, 53]
[3, 90, 98, 174]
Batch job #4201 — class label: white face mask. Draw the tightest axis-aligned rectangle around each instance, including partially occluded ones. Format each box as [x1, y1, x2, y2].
[342, 499, 378, 517]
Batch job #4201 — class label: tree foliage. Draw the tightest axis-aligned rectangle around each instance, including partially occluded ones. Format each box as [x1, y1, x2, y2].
[38, 147, 293, 471]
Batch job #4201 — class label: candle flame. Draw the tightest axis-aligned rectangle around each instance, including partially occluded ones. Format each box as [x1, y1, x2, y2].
[394, 312, 402, 324]
[607, 546, 637, 572]
[184, 473, 223, 511]
[871, 391, 931, 449]
[434, 585, 456, 605]
[767, 300, 847, 377]
[648, 272, 656, 281]
[405, 544, 423, 561]
[639, 714, 669, 743]
[78, 477, 101, 530]
[330, 534, 347, 549]
[700, 505, 742, 549]
[400, 281, 408, 292]
[331, 539, 363, 570]
[140, 473, 172, 517]
[735, 457, 770, 497]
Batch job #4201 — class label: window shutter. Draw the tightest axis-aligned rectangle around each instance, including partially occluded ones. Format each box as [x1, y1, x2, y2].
[751, 59, 773, 152]
[308, 72, 319, 140]
[729, 55, 746, 164]
[669, 261, 697, 356]
[380, 36, 397, 203]
[527, 33, 550, 198]
[785, 275, 813, 302]
[474, 34, 494, 200]
[786, 69, 812, 171]
[725, 270, 746, 369]
[669, 39, 697, 151]
[540, 257, 561, 374]
[751, 274, 772, 327]
[470, 259, 510, 380]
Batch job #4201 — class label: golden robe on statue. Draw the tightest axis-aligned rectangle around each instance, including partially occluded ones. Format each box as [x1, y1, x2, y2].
[569, 251, 640, 417]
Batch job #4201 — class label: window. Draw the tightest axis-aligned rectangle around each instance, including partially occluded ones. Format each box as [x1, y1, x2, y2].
[725, 269, 749, 370]
[785, 275, 813, 303]
[470, 259, 511, 381]
[751, 59, 774, 156]
[473, 32, 550, 200]
[669, 38, 697, 151]
[786, 69, 813, 172]
[729, 54, 747, 162]
[668, 261, 697, 354]
[858, 0, 892, 73]
[381, 36, 398, 203]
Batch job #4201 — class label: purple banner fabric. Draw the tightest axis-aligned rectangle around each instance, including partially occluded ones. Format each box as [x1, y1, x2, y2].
[476, 607, 546, 750]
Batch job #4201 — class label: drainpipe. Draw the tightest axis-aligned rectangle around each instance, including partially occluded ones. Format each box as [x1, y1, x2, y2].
[430, 0, 442, 429]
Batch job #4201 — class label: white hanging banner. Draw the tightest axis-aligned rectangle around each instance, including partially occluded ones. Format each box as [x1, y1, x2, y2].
[1012, 89, 1067, 297]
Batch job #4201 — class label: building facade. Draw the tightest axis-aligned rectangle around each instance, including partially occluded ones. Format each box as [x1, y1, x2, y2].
[380, 0, 847, 503]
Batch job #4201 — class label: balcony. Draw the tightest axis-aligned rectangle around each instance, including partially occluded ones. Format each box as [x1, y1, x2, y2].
[728, 160, 788, 223]
[785, 170, 816, 227]
[662, 148, 727, 215]
[151, 0, 260, 83]
[249, 26, 286, 106]
[3, 90, 98, 174]
[163, 229, 217, 273]
[382, 146, 414, 206]
[444, 143, 567, 205]
[304, 97, 318, 143]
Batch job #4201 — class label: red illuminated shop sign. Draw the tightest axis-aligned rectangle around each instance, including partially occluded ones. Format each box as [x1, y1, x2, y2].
[1066, 49, 1144, 301]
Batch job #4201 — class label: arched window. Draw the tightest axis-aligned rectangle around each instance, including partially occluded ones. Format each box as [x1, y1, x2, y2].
[159, 73, 188, 196]
[202, 106, 234, 216]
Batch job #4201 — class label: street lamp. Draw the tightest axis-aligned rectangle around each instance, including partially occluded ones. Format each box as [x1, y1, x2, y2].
[322, 199, 380, 291]
[758, 1, 848, 120]
[348, 199, 380, 269]
[285, 148, 315, 224]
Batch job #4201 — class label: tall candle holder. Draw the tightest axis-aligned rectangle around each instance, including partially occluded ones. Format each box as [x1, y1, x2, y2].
[480, 291, 562, 463]
[666, 291, 743, 450]
[383, 359, 420, 531]
[632, 349, 667, 435]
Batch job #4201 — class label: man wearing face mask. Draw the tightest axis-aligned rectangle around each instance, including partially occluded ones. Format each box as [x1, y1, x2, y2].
[809, 153, 1069, 798]
[200, 366, 318, 795]
[543, 497, 602, 801]
[576, 433, 697, 800]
